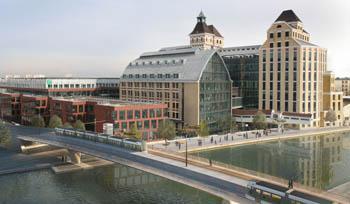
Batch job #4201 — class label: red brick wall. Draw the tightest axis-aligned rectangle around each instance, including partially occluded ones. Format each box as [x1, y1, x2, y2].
[95, 103, 167, 140]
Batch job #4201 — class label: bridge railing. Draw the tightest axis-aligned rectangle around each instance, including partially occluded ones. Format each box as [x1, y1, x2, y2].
[54, 128, 146, 152]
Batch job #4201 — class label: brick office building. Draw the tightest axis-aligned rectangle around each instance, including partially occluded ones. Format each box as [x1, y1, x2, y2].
[94, 101, 167, 140]
[20, 95, 49, 125]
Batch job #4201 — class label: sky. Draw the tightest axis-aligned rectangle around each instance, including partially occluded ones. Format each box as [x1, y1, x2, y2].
[0, 0, 349, 77]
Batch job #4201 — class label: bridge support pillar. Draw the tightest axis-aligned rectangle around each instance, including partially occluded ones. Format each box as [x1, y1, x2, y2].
[68, 150, 81, 164]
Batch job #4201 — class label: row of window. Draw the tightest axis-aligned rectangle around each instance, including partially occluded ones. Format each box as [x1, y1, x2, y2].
[220, 46, 258, 53]
[47, 83, 118, 89]
[122, 73, 179, 79]
[121, 90, 180, 99]
[129, 59, 185, 67]
[262, 100, 297, 112]
[191, 37, 222, 44]
[269, 41, 289, 48]
[113, 109, 164, 121]
[121, 82, 180, 89]
[269, 31, 289, 39]
[114, 119, 159, 130]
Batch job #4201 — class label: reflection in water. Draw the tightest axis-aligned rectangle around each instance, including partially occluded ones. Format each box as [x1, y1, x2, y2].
[0, 164, 224, 204]
[196, 132, 349, 190]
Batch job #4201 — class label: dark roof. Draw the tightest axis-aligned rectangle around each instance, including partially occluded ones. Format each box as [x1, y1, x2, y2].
[275, 10, 302, 23]
[190, 21, 212, 35]
[190, 22, 223, 37]
[208, 25, 223, 37]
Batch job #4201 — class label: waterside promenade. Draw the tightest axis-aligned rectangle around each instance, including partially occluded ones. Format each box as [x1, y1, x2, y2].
[149, 126, 350, 153]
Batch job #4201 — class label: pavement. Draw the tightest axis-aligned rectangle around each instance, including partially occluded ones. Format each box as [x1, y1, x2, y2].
[150, 126, 350, 153]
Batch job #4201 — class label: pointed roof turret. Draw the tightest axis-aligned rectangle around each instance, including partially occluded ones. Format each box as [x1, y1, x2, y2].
[275, 10, 302, 23]
[197, 10, 206, 23]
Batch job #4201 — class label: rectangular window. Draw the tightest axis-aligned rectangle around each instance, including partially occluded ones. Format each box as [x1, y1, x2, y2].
[144, 120, 150, 129]
[135, 110, 140, 119]
[127, 110, 133, 119]
[150, 109, 155, 118]
[156, 109, 162, 117]
[137, 121, 142, 129]
[122, 122, 127, 129]
[151, 120, 157, 129]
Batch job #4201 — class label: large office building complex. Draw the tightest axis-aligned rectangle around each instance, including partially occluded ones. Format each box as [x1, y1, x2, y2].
[0, 76, 119, 98]
[120, 46, 232, 132]
[258, 10, 327, 128]
[120, 13, 232, 132]
[219, 45, 260, 109]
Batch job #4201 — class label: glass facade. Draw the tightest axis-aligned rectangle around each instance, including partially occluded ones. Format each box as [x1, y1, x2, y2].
[200, 53, 231, 132]
[223, 55, 259, 109]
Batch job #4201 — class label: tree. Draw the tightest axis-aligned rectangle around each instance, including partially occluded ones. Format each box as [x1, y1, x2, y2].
[30, 115, 45, 127]
[231, 117, 237, 132]
[0, 120, 11, 147]
[180, 123, 198, 138]
[252, 111, 267, 129]
[198, 120, 209, 137]
[217, 115, 231, 133]
[48, 115, 63, 128]
[325, 109, 337, 125]
[73, 120, 86, 131]
[157, 120, 176, 143]
[124, 123, 142, 140]
[63, 122, 73, 129]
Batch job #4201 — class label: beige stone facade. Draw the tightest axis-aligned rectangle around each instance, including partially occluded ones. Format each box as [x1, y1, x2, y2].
[258, 10, 327, 128]
[335, 78, 350, 96]
[321, 72, 343, 127]
[190, 33, 224, 50]
[120, 82, 183, 127]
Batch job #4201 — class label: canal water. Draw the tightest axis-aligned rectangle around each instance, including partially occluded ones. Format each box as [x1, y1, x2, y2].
[194, 131, 350, 190]
[0, 164, 224, 204]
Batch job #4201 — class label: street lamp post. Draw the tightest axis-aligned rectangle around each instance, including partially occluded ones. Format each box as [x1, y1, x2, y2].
[185, 133, 188, 167]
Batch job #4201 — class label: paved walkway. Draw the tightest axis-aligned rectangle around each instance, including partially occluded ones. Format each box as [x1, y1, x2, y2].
[149, 126, 350, 153]
[328, 181, 350, 201]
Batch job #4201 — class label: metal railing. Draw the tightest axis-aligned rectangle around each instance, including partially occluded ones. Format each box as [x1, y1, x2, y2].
[54, 128, 146, 152]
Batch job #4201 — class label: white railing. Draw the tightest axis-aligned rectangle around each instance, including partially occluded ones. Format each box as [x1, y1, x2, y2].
[54, 128, 146, 152]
